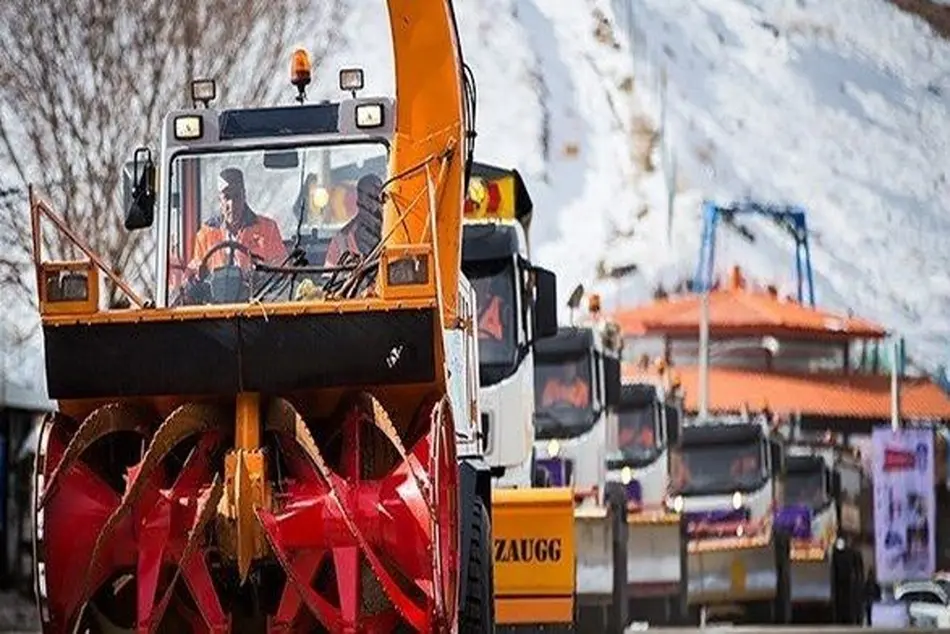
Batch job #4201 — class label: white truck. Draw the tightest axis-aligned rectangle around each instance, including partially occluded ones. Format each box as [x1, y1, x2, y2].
[460, 161, 558, 485]
[777, 440, 869, 624]
[532, 298, 629, 631]
[605, 377, 688, 625]
[461, 163, 580, 631]
[668, 414, 792, 624]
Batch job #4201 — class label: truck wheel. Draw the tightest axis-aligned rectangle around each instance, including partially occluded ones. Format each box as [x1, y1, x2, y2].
[772, 530, 792, 624]
[605, 481, 629, 632]
[832, 547, 849, 623]
[460, 496, 494, 633]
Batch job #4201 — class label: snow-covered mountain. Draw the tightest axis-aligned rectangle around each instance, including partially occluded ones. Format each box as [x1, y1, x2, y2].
[598, 0, 950, 374]
[320, 0, 950, 375]
[4, 0, 949, 391]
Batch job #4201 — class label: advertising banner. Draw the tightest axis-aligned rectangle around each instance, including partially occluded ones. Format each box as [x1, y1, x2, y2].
[871, 427, 935, 583]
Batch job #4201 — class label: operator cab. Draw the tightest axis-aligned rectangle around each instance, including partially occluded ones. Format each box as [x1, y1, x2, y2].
[607, 383, 681, 470]
[123, 63, 399, 309]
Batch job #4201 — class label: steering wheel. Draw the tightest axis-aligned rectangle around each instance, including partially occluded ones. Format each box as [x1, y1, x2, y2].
[196, 239, 263, 280]
[173, 240, 265, 306]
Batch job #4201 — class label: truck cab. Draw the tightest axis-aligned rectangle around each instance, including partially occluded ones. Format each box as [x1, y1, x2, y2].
[532, 325, 622, 497]
[607, 380, 682, 509]
[460, 163, 558, 487]
[669, 415, 791, 624]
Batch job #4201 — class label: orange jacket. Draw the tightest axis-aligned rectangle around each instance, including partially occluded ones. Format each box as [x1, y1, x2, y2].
[189, 213, 286, 273]
[541, 378, 590, 408]
[324, 225, 360, 267]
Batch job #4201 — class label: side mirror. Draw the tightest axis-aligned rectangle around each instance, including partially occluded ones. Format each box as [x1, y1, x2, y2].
[125, 147, 156, 231]
[531, 266, 558, 341]
[603, 356, 621, 408]
[830, 470, 841, 499]
[665, 404, 681, 446]
[769, 440, 785, 476]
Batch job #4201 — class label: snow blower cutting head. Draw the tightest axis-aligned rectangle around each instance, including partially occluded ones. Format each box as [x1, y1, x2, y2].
[28, 3, 486, 632]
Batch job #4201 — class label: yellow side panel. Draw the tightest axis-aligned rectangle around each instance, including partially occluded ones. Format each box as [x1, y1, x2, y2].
[491, 487, 575, 624]
[465, 175, 517, 220]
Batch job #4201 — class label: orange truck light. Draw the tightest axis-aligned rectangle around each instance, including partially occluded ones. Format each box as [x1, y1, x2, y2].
[291, 47, 312, 88]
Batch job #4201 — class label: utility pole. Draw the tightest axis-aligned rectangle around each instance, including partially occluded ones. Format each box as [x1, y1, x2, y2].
[698, 281, 710, 419]
[890, 336, 903, 431]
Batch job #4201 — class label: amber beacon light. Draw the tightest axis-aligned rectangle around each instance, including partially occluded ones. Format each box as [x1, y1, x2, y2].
[291, 47, 312, 102]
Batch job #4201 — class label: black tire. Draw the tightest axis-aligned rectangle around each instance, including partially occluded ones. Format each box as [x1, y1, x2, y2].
[833, 547, 866, 625]
[460, 496, 494, 633]
[772, 530, 792, 624]
[605, 481, 629, 632]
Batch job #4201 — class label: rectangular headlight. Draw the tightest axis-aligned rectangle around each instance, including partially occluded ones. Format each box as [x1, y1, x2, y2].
[339, 68, 364, 92]
[190, 79, 216, 103]
[355, 103, 384, 129]
[174, 115, 203, 140]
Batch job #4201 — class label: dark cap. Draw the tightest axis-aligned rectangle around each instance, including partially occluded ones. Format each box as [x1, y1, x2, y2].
[218, 167, 246, 199]
[357, 174, 382, 202]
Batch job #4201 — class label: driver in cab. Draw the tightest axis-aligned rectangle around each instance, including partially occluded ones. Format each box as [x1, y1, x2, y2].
[541, 362, 590, 409]
[187, 167, 287, 275]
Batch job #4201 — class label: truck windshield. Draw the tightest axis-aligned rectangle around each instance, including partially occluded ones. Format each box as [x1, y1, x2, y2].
[466, 258, 518, 385]
[617, 403, 660, 466]
[165, 141, 388, 306]
[671, 440, 765, 495]
[786, 460, 827, 511]
[534, 354, 594, 439]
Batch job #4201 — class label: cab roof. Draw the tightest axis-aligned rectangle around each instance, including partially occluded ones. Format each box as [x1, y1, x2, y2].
[619, 383, 658, 409]
[680, 419, 764, 446]
[534, 326, 595, 360]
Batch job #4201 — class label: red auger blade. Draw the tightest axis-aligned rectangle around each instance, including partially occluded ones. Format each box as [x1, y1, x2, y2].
[259, 393, 459, 633]
[34, 404, 230, 634]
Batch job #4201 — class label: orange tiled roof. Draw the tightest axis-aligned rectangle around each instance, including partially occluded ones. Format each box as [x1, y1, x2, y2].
[669, 365, 950, 420]
[612, 267, 885, 340]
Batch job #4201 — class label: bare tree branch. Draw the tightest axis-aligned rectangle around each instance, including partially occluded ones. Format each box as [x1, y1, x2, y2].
[0, 0, 346, 345]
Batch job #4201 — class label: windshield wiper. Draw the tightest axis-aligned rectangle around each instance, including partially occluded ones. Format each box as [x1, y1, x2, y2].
[535, 409, 593, 440]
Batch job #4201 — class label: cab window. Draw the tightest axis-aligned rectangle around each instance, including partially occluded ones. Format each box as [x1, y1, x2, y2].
[468, 257, 518, 385]
[534, 353, 595, 439]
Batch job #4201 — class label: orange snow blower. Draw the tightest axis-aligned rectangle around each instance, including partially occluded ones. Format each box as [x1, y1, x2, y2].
[28, 2, 494, 632]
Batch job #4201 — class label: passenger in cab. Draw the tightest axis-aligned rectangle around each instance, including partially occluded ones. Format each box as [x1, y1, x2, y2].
[187, 167, 287, 274]
[324, 173, 384, 267]
[541, 361, 590, 409]
[620, 416, 655, 451]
